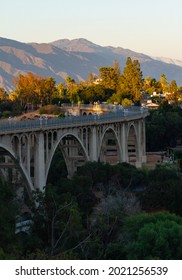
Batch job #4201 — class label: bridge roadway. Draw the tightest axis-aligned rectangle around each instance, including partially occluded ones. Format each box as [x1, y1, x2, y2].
[0, 106, 147, 134]
[0, 106, 149, 194]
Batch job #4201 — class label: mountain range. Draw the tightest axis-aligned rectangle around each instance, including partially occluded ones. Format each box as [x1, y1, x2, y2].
[1, 37, 182, 92]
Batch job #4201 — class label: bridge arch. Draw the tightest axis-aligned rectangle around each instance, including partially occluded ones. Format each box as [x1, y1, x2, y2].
[46, 132, 89, 182]
[11, 132, 37, 194]
[99, 126, 122, 164]
[0, 142, 16, 161]
[0, 143, 33, 197]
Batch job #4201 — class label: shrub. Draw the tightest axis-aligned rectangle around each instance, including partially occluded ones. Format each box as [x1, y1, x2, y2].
[39, 105, 61, 115]
[2, 110, 11, 118]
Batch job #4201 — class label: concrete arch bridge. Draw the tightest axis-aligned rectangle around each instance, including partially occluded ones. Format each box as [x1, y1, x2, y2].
[0, 106, 149, 195]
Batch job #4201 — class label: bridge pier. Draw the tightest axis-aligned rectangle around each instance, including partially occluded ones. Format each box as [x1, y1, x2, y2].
[121, 123, 127, 162]
[136, 119, 147, 167]
[34, 132, 46, 191]
[89, 126, 98, 161]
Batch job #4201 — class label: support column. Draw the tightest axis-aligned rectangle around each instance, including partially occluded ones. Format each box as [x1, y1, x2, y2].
[141, 119, 147, 163]
[26, 135, 31, 177]
[34, 132, 46, 191]
[43, 133, 47, 163]
[18, 138, 21, 163]
[135, 121, 142, 168]
[121, 123, 127, 162]
[85, 128, 88, 151]
[89, 126, 98, 161]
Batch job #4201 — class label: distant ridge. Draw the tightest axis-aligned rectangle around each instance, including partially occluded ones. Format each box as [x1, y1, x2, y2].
[1, 37, 182, 92]
[152, 56, 182, 67]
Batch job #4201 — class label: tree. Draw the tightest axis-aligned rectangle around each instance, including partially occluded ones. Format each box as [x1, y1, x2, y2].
[78, 85, 112, 103]
[13, 72, 58, 107]
[27, 185, 86, 258]
[119, 57, 143, 103]
[140, 166, 182, 210]
[0, 88, 8, 100]
[139, 164, 182, 215]
[87, 193, 126, 259]
[143, 76, 152, 96]
[160, 74, 169, 93]
[146, 104, 182, 151]
[150, 78, 163, 94]
[168, 80, 179, 102]
[87, 72, 94, 84]
[143, 76, 162, 96]
[13, 72, 40, 106]
[65, 76, 83, 103]
[0, 179, 20, 258]
[39, 77, 59, 105]
[123, 213, 182, 260]
[177, 86, 182, 102]
[99, 60, 120, 90]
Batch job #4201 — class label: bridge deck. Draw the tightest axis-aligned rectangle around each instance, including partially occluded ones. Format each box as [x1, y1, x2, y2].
[0, 107, 149, 134]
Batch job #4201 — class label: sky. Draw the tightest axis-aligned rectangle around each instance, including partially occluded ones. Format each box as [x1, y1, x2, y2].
[1, 0, 182, 60]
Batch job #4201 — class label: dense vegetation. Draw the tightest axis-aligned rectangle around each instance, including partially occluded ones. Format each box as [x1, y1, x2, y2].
[0, 57, 182, 260]
[146, 102, 182, 151]
[0, 56, 182, 115]
[1, 159, 182, 260]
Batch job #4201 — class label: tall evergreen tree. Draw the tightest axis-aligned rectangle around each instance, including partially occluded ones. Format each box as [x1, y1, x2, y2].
[169, 80, 179, 102]
[160, 74, 169, 93]
[119, 57, 143, 102]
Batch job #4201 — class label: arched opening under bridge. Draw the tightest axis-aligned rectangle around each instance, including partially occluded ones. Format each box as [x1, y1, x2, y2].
[127, 125, 138, 165]
[47, 133, 89, 183]
[99, 128, 121, 164]
[0, 145, 32, 209]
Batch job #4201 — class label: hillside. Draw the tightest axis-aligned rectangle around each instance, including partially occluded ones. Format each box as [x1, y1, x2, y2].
[1, 37, 182, 92]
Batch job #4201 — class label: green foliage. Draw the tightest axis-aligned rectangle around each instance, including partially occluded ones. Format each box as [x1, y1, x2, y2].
[47, 149, 68, 184]
[121, 98, 132, 106]
[76, 161, 112, 187]
[2, 110, 11, 118]
[58, 112, 65, 118]
[160, 74, 169, 93]
[69, 161, 144, 195]
[49, 174, 97, 218]
[143, 77, 163, 95]
[86, 193, 126, 259]
[0, 87, 8, 100]
[0, 179, 20, 258]
[0, 99, 22, 118]
[146, 104, 182, 151]
[99, 60, 120, 90]
[39, 104, 61, 115]
[140, 165, 182, 215]
[2, 57, 182, 117]
[106, 58, 143, 104]
[27, 186, 86, 258]
[30, 161, 182, 260]
[119, 57, 143, 102]
[109, 162, 146, 192]
[13, 73, 59, 107]
[173, 150, 182, 171]
[78, 85, 113, 103]
[104, 242, 126, 259]
[124, 213, 182, 259]
[1, 158, 182, 259]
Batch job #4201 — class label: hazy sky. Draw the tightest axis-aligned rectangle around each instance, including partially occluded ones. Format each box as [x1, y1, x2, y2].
[1, 0, 182, 60]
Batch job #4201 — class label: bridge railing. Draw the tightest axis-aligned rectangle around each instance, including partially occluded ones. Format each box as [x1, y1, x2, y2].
[61, 103, 143, 112]
[0, 106, 148, 133]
